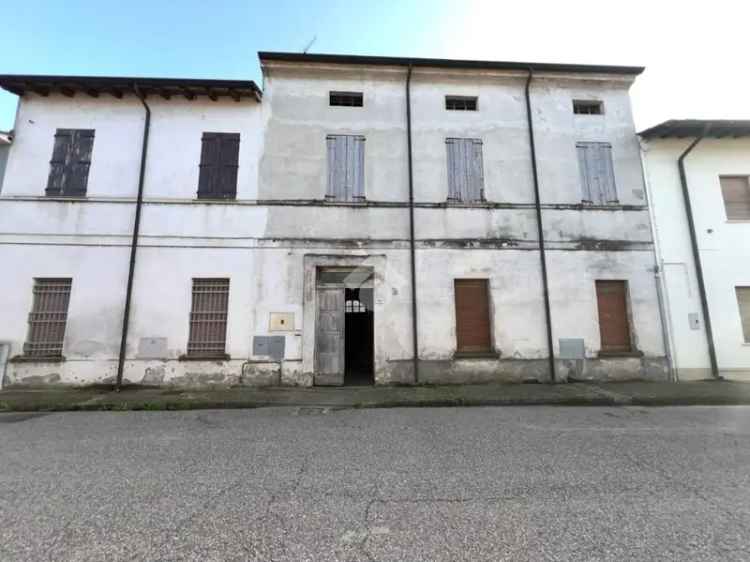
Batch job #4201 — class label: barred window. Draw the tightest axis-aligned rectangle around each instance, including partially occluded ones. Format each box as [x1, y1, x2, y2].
[446, 96, 477, 111]
[24, 278, 72, 357]
[187, 279, 229, 357]
[329, 91, 363, 107]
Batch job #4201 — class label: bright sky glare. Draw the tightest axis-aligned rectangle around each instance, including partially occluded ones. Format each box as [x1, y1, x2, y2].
[1, 0, 748, 131]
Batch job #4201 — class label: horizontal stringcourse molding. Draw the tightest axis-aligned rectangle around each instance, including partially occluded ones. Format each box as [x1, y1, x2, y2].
[0, 235, 654, 252]
[0, 196, 649, 212]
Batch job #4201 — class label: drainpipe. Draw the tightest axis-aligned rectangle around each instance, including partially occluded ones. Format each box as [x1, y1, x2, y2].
[677, 129, 721, 379]
[524, 68, 556, 383]
[115, 84, 151, 390]
[405, 65, 419, 383]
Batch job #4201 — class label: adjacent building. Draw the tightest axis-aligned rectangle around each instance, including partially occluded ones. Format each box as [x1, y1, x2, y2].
[0, 53, 668, 387]
[0, 130, 11, 191]
[640, 120, 750, 381]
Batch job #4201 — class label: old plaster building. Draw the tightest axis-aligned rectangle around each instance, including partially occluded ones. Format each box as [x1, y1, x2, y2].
[0, 53, 667, 387]
[640, 120, 750, 381]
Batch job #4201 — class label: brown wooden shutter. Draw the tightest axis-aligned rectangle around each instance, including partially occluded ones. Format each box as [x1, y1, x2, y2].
[46, 129, 94, 196]
[454, 279, 492, 353]
[736, 287, 750, 343]
[596, 280, 632, 352]
[720, 176, 750, 220]
[198, 133, 239, 199]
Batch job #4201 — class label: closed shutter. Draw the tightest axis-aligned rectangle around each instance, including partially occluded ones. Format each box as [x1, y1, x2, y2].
[720, 177, 750, 220]
[577, 142, 617, 204]
[454, 279, 492, 353]
[198, 133, 240, 199]
[596, 280, 632, 352]
[736, 287, 750, 342]
[46, 129, 95, 196]
[326, 134, 365, 201]
[447, 138, 484, 202]
[24, 278, 72, 357]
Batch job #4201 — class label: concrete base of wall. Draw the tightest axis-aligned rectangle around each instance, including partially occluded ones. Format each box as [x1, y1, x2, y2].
[3, 355, 670, 388]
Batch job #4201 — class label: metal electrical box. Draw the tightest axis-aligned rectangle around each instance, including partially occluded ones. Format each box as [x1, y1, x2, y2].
[558, 338, 585, 360]
[688, 313, 701, 330]
[253, 336, 285, 361]
[269, 312, 294, 332]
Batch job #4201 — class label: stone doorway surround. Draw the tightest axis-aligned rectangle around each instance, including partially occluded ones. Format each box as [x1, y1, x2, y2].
[302, 254, 387, 384]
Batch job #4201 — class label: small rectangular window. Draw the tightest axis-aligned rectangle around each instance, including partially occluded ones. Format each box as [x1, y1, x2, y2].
[187, 279, 230, 357]
[46, 129, 95, 196]
[573, 100, 604, 115]
[446, 96, 477, 111]
[720, 176, 750, 220]
[596, 280, 632, 353]
[197, 133, 240, 199]
[446, 138, 484, 202]
[736, 287, 750, 342]
[455, 279, 492, 353]
[577, 141, 617, 204]
[329, 92, 363, 107]
[326, 134, 365, 201]
[24, 278, 72, 357]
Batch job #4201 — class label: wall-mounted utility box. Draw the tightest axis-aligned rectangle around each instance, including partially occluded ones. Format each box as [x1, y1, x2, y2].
[253, 336, 285, 361]
[269, 312, 294, 332]
[688, 313, 701, 330]
[559, 338, 585, 360]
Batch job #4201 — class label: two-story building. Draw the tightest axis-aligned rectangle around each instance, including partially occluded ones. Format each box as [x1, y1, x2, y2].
[640, 120, 750, 381]
[0, 53, 668, 387]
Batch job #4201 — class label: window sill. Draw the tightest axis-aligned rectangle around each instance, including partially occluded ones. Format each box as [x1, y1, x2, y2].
[453, 351, 500, 360]
[726, 219, 750, 224]
[445, 200, 488, 208]
[42, 194, 88, 201]
[323, 197, 367, 205]
[194, 197, 237, 203]
[9, 355, 66, 364]
[597, 350, 643, 359]
[178, 353, 231, 362]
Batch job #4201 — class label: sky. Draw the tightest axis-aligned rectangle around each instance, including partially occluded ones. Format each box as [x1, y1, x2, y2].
[1, 0, 749, 132]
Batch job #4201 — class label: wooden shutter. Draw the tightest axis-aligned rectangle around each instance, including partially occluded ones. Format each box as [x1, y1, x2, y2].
[447, 138, 484, 202]
[596, 280, 632, 352]
[454, 279, 492, 353]
[24, 278, 72, 357]
[720, 176, 750, 220]
[187, 279, 229, 357]
[46, 129, 94, 196]
[326, 134, 365, 201]
[577, 142, 617, 203]
[736, 287, 750, 343]
[198, 133, 239, 199]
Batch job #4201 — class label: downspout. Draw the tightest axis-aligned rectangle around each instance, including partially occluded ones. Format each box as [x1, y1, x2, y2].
[525, 68, 556, 382]
[405, 65, 419, 383]
[677, 129, 721, 379]
[115, 84, 150, 390]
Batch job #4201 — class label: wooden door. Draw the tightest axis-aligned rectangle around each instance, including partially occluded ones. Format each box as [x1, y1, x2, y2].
[315, 287, 345, 385]
[455, 279, 492, 353]
[596, 280, 632, 352]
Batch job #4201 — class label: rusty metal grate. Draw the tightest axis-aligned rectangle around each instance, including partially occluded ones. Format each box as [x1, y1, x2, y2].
[187, 279, 229, 357]
[24, 278, 72, 357]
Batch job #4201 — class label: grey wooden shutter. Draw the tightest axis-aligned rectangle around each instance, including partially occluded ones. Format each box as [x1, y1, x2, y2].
[326, 134, 365, 201]
[46, 129, 94, 196]
[447, 138, 484, 202]
[720, 177, 750, 220]
[198, 133, 239, 199]
[736, 287, 750, 343]
[577, 142, 617, 204]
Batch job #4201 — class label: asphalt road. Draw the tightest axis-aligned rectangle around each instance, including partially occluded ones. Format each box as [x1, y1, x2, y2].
[1, 406, 749, 561]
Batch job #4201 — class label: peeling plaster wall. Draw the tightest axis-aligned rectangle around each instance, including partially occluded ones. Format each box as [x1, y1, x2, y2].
[644, 137, 750, 381]
[0, 63, 667, 386]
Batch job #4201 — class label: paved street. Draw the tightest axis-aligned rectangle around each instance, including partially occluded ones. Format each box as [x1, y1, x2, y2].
[1, 406, 749, 561]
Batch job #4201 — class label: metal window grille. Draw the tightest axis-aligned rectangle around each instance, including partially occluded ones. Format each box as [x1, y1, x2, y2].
[345, 300, 367, 313]
[573, 100, 604, 115]
[329, 91, 363, 107]
[445, 96, 478, 111]
[24, 278, 72, 357]
[187, 279, 229, 357]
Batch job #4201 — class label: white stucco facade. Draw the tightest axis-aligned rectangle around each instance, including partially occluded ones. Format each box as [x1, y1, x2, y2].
[0, 56, 668, 387]
[642, 135, 750, 380]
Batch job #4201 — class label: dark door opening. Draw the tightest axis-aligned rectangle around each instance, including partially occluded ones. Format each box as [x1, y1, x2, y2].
[344, 287, 374, 385]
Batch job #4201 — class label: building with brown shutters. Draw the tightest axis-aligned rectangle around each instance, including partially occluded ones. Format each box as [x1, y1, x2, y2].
[640, 120, 750, 381]
[0, 53, 669, 388]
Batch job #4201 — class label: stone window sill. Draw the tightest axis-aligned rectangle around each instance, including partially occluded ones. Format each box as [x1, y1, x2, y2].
[453, 351, 500, 360]
[178, 353, 230, 362]
[9, 355, 66, 364]
[597, 350, 643, 358]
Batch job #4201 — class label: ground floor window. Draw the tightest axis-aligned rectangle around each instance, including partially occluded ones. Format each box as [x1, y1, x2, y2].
[454, 279, 492, 353]
[595, 280, 632, 353]
[187, 278, 229, 357]
[735, 287, 750, 343]
[24, 278, 72, 358]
